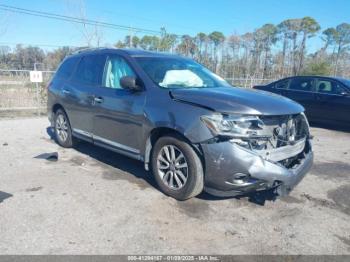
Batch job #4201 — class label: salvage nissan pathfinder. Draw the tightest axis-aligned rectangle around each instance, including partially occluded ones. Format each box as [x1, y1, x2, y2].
[48, 48, 313, 200]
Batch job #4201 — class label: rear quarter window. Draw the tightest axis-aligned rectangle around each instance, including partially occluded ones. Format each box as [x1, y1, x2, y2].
[55, 57, 79, 79]
[275, 79, 289, 89]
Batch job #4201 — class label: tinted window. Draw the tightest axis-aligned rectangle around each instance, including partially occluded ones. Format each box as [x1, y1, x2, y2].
[103, 56, 135, 89]
[56, 57, 79, 79]
[316, 79, 346, 95]
[72, 55, 106, 86]
[275, 79, 289, 89]
[290, 78, 313, 92]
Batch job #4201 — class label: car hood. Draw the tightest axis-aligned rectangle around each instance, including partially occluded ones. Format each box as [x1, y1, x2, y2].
[170, 87, 304, 115]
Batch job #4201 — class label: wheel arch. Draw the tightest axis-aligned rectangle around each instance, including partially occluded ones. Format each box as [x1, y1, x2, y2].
[52, 103, 65, 114]
[143, 127, 205, 173]
[51, 103, 73, 130]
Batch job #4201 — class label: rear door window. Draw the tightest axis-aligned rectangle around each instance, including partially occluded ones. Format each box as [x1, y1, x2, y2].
[290, 77, 314, 92]
[56, 57, 79, 79]
[72, 54, 106, 86]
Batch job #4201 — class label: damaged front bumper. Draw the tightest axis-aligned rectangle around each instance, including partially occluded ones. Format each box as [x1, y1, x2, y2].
[201, 138, 313, 197]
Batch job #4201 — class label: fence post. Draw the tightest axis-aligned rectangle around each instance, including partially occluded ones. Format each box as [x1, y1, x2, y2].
[34, 63, 44, 116]
[244, 75, 249, 88]
[34, 70, 40, 116]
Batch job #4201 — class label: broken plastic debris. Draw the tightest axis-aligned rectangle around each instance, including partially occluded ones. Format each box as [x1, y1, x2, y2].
[34, 152, 58, 162]
[0, 191, 13, 203]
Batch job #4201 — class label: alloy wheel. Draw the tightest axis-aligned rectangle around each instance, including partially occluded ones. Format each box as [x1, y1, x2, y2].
[55, 114, 68, 142]
[157, 145, 189, 190]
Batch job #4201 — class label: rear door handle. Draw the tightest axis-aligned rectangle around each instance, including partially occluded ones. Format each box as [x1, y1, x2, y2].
[93, 96, 104, 103]
[62, 89, 70, 95]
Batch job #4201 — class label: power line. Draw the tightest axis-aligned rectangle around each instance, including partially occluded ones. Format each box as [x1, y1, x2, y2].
[95, 8, 205, 34]
[0, 4, 162, 35]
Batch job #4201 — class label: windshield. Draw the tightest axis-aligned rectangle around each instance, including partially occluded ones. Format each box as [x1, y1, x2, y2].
[135, 56, 231, 89]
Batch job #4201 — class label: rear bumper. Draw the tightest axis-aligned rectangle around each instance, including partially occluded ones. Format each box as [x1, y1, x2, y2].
[201, 139, 313, 197]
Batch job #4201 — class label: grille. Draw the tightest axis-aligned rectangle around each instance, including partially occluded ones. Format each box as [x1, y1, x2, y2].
[259, 114, 309, 149]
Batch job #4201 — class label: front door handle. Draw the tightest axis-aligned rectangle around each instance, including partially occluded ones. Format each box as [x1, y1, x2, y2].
[93, 96, 104, 103]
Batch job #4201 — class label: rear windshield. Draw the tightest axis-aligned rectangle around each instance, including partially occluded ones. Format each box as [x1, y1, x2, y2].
[135, 57, 230, 89]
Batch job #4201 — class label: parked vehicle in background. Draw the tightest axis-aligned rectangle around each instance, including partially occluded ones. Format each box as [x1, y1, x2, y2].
[254, 76, 350, 125]
[48, 48, 313, 200]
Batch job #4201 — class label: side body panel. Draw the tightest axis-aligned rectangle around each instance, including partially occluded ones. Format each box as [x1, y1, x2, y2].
[60, 80, 97, 136]
[312, 78, 350, 123]
[92, 87, 146, 155]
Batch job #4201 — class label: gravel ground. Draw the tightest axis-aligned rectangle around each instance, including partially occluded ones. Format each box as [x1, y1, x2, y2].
[0, 117, 349, 255]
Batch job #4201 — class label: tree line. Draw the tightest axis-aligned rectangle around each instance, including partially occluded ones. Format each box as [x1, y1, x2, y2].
[1, 17, 350, 80]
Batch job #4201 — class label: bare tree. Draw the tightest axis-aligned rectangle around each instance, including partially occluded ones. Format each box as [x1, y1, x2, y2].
[2, 13, 350, 81]
[298, 17, 320, 74]
[65, 0, 104, 47]
[258, 24, 278, 78]
[321, 28, 337, 54]
[227, 34, 241, 77]
[195, 32, 207, 62]
[333, 23, 350, 76]
[277, 20, 293, 76]
[208, 31, 225, 73]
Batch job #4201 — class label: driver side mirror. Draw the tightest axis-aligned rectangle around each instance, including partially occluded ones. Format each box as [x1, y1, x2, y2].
[120, 76, 142, 91]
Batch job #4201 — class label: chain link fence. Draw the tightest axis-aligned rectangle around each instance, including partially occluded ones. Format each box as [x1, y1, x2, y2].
[0, 69, 54, 117]
[0, 69, 275, 117]
[226, 77, 275, 88]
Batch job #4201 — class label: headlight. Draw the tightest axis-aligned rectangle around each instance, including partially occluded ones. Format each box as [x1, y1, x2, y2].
[300, 112, 311, 136]
[201, 114, 271, 139]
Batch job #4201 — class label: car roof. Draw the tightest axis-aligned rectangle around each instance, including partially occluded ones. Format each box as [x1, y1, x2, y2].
[276, 75, 348, 82]
[67, 47, 183, 59]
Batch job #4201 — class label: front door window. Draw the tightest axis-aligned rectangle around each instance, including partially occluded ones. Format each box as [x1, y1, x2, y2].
[103, 56, 136, 89]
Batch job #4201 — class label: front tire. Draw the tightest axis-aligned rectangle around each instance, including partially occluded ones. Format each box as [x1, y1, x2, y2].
[151, 135, 204, 200]
[54, 109, 75, 148]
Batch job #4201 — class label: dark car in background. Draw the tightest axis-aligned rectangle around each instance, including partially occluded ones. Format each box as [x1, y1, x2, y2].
[254, 76, 350, 125]
[48, 48, 313, 200]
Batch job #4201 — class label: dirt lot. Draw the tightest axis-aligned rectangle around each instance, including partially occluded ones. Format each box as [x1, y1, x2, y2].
[0, 117, 349, 255]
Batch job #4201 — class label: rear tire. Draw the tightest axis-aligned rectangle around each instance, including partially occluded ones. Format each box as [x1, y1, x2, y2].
[151, 134, 204, 200]
[54, 109, 75, 148]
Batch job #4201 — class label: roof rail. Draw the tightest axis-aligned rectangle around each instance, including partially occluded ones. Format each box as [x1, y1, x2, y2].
[72, 47, 112, 54]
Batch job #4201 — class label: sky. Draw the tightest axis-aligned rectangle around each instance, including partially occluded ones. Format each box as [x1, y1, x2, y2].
[0, 0, 349, 51]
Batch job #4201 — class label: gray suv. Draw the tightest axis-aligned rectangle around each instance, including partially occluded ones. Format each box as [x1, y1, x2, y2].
[48, 48, 313, 200]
